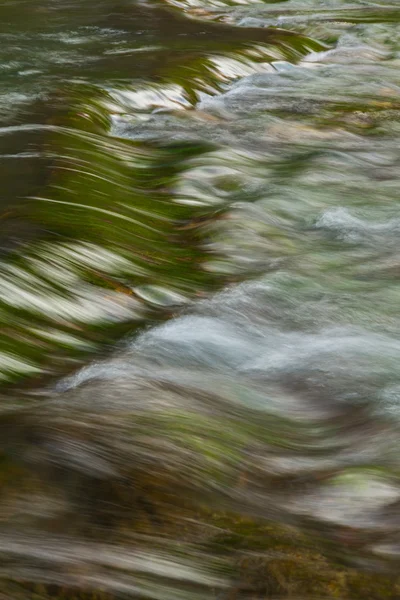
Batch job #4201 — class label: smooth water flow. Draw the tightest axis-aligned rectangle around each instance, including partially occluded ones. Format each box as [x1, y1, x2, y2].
[1, 1, 400, 598]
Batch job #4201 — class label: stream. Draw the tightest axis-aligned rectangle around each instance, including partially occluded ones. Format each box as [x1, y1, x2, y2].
[1, 1, 400, 598]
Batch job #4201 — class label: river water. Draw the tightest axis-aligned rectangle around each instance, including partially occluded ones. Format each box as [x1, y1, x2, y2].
[1, 1, 400, 598]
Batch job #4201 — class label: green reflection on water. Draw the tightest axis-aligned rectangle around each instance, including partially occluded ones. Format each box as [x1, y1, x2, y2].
[0, 1, 326, 385]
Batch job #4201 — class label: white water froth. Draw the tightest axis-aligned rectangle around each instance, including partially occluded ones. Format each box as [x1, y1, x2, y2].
[60, 276, 400, 420]
[315, 207, 400, 243]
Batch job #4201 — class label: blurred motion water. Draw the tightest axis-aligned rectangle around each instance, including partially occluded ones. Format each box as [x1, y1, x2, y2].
[1, 0, 400, 598]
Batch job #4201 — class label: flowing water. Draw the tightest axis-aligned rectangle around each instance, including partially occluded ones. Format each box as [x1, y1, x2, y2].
[1, 1, 400, 598]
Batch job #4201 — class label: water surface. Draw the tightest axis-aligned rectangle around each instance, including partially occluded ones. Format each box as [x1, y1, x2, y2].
[1, 1, 400, 598]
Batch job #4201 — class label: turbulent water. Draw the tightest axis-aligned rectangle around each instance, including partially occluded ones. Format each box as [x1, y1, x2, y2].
[1, 1, 400, 598]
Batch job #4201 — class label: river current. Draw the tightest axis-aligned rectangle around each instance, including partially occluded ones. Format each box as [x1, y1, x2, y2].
[1, 1, 400, 598]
